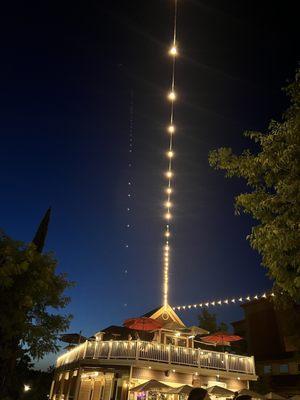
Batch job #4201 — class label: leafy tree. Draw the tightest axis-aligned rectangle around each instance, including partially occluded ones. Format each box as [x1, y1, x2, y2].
[209, 70, 300, 301]
[218, 321, 229, 332]
[0, 231, 73, 399]
[198, 309, 228, 332]
[22, 365, 54, 400]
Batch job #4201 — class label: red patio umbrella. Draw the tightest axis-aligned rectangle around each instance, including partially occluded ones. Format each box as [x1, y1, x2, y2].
[124, 317, 162, 331]
[201, 332, 242, 346]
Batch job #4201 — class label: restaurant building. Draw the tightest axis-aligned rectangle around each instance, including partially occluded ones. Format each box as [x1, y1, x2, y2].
[50, 304, 257, 400]
[232, 298, 300, 395]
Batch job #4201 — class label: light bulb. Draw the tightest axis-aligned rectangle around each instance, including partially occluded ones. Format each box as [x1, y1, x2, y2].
[169, 45, 178, 56]
[165, 212, 172, 220]
[168, 125, 175, 133]
[168, 91, 176, 101]
[166, 187, 172, 194]
[166, 171, 173, 178]
[165, 201, 172, 208]
[167, 151, 174, 158]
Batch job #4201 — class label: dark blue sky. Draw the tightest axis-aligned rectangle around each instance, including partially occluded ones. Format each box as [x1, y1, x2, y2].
[0, 0, 298, 367]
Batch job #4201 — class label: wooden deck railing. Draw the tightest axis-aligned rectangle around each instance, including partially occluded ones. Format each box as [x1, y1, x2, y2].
[56, 340, 255, 375]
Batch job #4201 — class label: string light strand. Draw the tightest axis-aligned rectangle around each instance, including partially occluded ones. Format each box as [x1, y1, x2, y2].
[122, 91, 135, 307]
[172, 291, 276, 311]
[163, 0, 179, 307]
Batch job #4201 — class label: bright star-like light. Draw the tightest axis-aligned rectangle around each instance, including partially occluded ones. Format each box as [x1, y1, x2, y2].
[168, 91, 176, 101]
[168, 125, 175, 133]
[169, 45, 178, 56]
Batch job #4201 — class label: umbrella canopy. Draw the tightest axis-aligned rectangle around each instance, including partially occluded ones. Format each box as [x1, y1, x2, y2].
[207, 386, 235, 397]
[130, 380, 171, 392]
[168, 385, 193, 395]
[184, 326, 209, 335]
[238, 389, 264, 399]
[60, 333, 87, 344]
[202, 332, 242, 346]
[265, 393, 286, 400]
[124, 317, 162, 331]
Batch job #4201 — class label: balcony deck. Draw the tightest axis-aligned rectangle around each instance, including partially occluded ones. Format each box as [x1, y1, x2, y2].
[56, 340, 255, 377]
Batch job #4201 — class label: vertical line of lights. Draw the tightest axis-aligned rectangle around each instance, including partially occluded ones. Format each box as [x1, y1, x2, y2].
[123, 91, 134, 308]
[163, 0, 178, 307]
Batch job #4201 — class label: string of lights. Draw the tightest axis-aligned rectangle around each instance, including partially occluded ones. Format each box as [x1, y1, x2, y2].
[163, 0, 179, 307]
[172, 291, 276, 311]
[123, 91, 134, 307]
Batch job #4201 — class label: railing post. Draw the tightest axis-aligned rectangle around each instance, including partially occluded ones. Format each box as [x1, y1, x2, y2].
[225, 352, 229, 372]
[136, 340, 140, 360]
[168, 345, 171, 365]
[108, 340, 113, 359]
[251, 356, 255, 374]
[93, 341, 97, 359]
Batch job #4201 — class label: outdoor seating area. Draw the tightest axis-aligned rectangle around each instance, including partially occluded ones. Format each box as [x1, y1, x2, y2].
[129, 381, 296, 400]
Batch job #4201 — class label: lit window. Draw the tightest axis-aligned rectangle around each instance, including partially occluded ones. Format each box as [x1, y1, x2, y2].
[279, 364, 289, 373]
[263, 365, 271, 374]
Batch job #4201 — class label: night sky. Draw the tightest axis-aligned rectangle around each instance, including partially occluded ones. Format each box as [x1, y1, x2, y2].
[0, 1, 298, 368]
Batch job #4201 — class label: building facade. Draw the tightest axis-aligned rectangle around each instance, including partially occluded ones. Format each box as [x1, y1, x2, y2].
[232, 298, 300, 395]
[50, 305, 257, 400]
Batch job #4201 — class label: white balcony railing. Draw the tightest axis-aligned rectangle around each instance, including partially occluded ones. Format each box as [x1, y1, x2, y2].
[56, 340, 255, 375]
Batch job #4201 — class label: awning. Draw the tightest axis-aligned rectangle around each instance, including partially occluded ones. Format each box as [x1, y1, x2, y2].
[167, 385, 194, 395]
[130, 380, 172, 392]
[265, 393, 286, 400]
[207, 386, 235, 397]
[238, 389, 264, 399]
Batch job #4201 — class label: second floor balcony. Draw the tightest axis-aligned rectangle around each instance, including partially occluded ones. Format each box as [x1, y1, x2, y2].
[56, 339, 256, 377]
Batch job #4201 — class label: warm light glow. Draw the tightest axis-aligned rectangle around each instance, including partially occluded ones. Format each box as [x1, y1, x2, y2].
[166, 171, 173, 178]
[168, 125, 175, 133]
[167, 151, 174, 158]
[165, 231, 170, 237]
[165, 201, 172, 208]
[166, 187, 172, 194]
[168, 91, 176, 101]
[165, 212, 172, 220]
[24, 385, 31, 392]
[169, 45, 178, 56]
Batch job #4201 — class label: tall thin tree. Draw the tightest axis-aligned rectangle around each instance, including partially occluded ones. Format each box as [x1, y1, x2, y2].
[32, 207, 51, 253]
